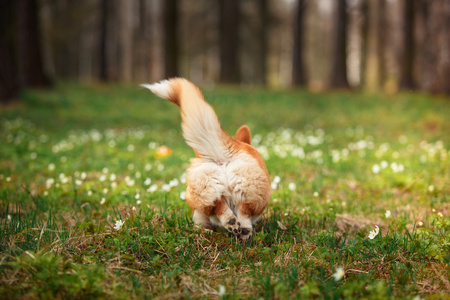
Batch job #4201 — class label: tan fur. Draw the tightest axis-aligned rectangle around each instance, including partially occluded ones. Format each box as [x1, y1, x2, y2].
[142, 78, 271, 240]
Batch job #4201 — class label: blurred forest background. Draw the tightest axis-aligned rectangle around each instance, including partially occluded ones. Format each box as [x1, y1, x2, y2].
[1, 0, 449, 102]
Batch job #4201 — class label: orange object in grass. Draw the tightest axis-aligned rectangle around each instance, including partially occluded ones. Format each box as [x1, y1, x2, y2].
[155, 145, 172, 158]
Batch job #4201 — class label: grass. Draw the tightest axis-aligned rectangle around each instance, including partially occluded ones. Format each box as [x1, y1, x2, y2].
[0, 82, 449, 299]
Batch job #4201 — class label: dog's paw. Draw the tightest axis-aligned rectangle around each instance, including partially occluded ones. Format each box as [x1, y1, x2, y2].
[239, 227, 252, 241]
[225, 217, 241, 236]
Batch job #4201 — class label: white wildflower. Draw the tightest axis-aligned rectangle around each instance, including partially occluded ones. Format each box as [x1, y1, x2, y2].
[45, 178, 55, 189]
[114, 220, 125, 231]
[180, 191, 186, 200]
[368, 225, 379, 239]
[390, 163, 397, 172]
[137, 200, 142, 205]
[385, 210, 391, 218]
[368, 228, 378, 237]
[372, 164, 380, 174]
[169, 179, 179, 187]
[273, 176, 281, 184]
[218, 285, 226, 298]
[100, 198, 106, 205]
[125, 176, 135, 187]
[148, 184, 158, 193]
[288, 183, 296, 191]
[60, 175, 69, 184]
[332, 267, 345, 281]
[161, 184, 171, 192]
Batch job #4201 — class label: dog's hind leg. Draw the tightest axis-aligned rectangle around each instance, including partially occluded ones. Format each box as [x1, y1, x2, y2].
[197, 197, 241, 236]
[235, 202, 263, 241]
[215, 198, 242, 236]
[192, 210, 215, 231]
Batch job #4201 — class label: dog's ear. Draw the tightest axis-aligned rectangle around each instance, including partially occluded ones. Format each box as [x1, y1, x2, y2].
[235, 125, 251, 145]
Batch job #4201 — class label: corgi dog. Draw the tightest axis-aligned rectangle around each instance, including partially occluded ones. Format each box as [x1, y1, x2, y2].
[141, 78, 270, 241]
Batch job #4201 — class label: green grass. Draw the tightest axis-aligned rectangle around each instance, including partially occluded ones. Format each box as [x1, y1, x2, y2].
[0, 82, 449, 299]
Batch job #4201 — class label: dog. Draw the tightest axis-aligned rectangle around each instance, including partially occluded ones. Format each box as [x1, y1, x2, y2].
[141, 78, 271, 241]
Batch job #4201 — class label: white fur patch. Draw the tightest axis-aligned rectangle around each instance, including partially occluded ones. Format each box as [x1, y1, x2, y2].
[140, 80, 171, 100]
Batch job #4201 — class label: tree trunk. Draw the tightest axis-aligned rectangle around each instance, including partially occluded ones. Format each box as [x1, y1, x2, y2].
[442, 2, 450, 94]
[399, 0, 416, 89]
[219, 0, 240, 84]
[163, 0, 179, 78]
[118, 0, 132, 82]
[360, 0, 369, 88]
[377, 0, 386, 90]
[292, 0, 306, 86]
[0, 0, 20, 102]
[422, 0, 450, 94]
[98, 0, 110, 81]
[257, 0, 269, 86]
[16, 0, 51, 87]
[329, 0, 349, 88]
[134, 0, 151, 82]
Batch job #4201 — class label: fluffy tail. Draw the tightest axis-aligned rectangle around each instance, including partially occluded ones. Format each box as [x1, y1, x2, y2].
[141, 78, 231, 162]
